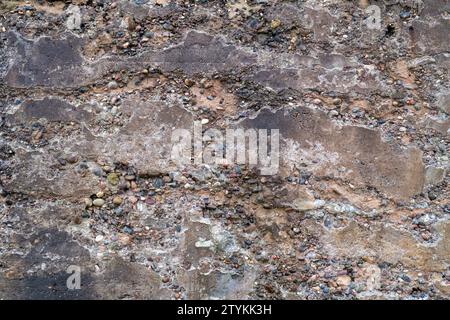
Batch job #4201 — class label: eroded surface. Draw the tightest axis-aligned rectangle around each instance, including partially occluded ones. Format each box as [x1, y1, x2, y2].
[0, 0, 449, 299]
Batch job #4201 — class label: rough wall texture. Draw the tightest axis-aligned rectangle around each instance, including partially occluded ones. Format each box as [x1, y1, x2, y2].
[0, 0, 449, 300]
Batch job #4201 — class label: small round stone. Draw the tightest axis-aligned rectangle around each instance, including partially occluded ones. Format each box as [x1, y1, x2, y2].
[184, 79, 194, 87]
[162, 276, 170, 283]
[107, 173, 119, 185]
[329, 110, 339, 117]
[270, 19, 281, 29]
[93, 198, 105, 207]
[113, 196, 123, 205]
[84, 198, 93, 207]
[107, 81, 118, 90]
[336, 275, 352, 287]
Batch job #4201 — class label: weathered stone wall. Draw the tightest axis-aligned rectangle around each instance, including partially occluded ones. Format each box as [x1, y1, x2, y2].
[0, 0, 448, 299]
